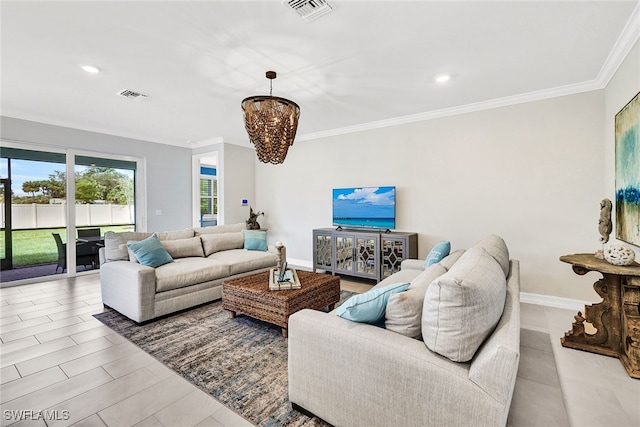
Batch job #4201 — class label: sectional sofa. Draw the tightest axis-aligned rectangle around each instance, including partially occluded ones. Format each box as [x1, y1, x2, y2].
[288, 235, 520, 427]
[99, 223, 279, 322]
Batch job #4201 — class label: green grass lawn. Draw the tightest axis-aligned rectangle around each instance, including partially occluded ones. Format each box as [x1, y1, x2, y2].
[1, 226, 134, 266]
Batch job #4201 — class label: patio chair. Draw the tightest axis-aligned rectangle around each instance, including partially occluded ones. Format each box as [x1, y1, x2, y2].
[52, 233, 95, 273]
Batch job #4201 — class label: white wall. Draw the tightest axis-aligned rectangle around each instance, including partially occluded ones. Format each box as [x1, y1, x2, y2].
[604, 39, 640, 259]
[218, 143, 256, 225]
[256, 90, 606, 301]
[1, 117, 193, 232]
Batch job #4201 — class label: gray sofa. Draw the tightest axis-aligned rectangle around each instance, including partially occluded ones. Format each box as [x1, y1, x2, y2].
[288, 235, 520, 427]
[99, 222, 279, 322]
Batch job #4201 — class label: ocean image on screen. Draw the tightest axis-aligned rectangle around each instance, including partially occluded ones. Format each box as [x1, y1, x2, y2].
[332, 186, 396, 229]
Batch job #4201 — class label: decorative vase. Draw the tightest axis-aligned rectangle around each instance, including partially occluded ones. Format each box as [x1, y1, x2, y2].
[603, 244, 636, 266]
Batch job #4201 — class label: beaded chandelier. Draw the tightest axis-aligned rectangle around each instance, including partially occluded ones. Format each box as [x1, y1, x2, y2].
[241, 71, 300, 164]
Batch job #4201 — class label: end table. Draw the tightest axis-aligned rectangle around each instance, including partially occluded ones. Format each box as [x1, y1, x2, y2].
[560, 253, 640, 379]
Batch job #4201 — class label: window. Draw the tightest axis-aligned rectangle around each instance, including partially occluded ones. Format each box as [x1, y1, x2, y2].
[200, 176, 217, 215]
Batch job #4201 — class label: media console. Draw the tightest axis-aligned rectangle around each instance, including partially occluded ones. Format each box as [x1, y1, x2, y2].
[312, 228, 418, 282]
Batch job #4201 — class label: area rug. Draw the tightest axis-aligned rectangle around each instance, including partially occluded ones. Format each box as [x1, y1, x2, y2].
[95, 296, 569, 427]
[94, 291, 355, 426]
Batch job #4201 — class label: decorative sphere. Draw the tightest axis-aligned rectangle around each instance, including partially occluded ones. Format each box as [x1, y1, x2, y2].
[603, 245, 636, 266]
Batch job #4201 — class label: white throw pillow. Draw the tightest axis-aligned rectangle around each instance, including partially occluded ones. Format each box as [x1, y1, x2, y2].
[385, 263, 447, 338]
[161, 236, 204, 259]
[473, 234, 509, 276]
[422, 247, 507, 362]
[438, 249, 466, 271]
[194, 222, 247, 235]
[200, 232, 245, 256]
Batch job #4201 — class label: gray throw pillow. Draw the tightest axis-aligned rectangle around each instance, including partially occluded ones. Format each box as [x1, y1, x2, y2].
[385, 263, 447, 338]
[200, 232, 245, 256]
[422, 247, 507, 362]
[473, 234, 509, 276]
[161, 236, 204, 259]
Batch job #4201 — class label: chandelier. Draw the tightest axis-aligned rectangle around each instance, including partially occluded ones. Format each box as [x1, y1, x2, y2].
[241, 71, 300, 164]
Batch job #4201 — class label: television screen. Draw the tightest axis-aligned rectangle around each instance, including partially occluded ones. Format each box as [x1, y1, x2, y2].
[332, 186, 396, 230]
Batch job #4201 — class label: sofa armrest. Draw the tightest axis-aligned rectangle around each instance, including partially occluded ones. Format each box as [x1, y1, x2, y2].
[288, 311, 504, 427]
[100, 261, 156, 322]
[400, 258, 424, 271]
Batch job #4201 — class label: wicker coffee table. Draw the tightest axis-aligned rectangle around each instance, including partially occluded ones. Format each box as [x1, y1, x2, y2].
[222, 270, 340, 337]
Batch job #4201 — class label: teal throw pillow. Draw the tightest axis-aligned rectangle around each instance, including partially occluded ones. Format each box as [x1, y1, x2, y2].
[425, 240, 451, 268]
[336, 282, 410, 324]
[244, 230, 268, 251]
[127, 235, 174, 268]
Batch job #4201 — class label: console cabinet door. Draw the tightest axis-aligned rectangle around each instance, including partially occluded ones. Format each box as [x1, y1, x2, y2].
[354, 234, 379, 279]
[333, 233, 355, 275]
[313, 230, 333, 271]
[381, 236, 408, 279]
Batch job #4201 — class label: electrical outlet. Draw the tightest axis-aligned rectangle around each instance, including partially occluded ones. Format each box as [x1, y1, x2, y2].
[241, 199, 248, 206]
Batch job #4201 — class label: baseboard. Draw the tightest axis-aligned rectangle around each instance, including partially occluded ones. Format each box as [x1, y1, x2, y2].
[288, 259, 314, 271]
[520, 292, 591, 311]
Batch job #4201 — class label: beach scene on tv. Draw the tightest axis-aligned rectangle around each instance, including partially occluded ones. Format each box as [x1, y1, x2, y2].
[332, 186, 396, 230]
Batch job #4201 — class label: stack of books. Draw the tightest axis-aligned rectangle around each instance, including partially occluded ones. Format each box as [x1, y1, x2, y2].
[269, 268, 301, 290]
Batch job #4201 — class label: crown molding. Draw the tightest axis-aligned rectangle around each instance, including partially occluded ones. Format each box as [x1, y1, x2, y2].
[297, 2, 640, 143]
[597, 1, 640, 88]
[189, 137, 224, 149]
[296, 79, 602, 142]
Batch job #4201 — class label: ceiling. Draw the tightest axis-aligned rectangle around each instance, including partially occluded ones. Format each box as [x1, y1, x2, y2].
[2, 1, 639, 148]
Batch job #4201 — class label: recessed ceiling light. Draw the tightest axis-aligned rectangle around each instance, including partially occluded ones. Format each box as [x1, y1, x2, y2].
[435, 74, 451, 84]
[82, 65, 101, 74]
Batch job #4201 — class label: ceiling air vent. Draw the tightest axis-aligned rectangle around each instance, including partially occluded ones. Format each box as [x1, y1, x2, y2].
[283, 0, 333, 22]
[117, 89, 147, 99]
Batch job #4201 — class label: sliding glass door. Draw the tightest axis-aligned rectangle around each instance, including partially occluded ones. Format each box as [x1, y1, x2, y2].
[0, 146, 140, 283]
[0, 148, 68, 282]
[0, 173, 11, 271]
[74, 155, 136, 271]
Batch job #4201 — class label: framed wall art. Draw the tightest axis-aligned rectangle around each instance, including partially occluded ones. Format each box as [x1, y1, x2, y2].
[615, 91, 640, 246]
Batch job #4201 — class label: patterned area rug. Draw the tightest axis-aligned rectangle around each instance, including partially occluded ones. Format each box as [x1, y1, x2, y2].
[95, 294, 568, 427]
[94, 291, 355, 426]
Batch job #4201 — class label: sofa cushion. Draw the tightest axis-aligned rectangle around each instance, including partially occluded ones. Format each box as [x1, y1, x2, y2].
[104, 231, 153, 262]
[207, 249, 278, 276]
[193, 222, 246, 235]
[439, 249, 465, 271]
[422, 247, 507, 362]
[200, 233, 244, 256]
[336, 282, 410, 324]
[155, 229, 195, 241]
[385, 263, 447, 338]
[161, 236, 204, 259]
[244, 230, 267, 251]
[474, 234, 509, 276]
[155, 258, 230, 292]
[127, 235, 174, 268]
[425, 240, 450, 267]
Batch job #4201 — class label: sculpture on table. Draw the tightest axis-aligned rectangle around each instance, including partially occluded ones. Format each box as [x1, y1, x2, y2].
[276, 241, 287, 281]
[596, 198, 613, 259]
[598, 199, 613, 243]
[246, 206, 264, 230]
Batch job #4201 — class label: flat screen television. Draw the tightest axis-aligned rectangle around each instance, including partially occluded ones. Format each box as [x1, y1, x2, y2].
[332, 186, 396, 230]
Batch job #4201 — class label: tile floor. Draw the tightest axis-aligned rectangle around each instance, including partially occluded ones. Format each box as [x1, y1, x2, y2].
[0, 274, 638, 427]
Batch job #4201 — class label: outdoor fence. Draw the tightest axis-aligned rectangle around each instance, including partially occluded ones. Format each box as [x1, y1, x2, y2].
[1, 203, 135, 229]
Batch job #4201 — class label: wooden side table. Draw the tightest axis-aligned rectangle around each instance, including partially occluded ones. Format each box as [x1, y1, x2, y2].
[560, 253, 640, 379]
